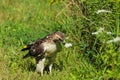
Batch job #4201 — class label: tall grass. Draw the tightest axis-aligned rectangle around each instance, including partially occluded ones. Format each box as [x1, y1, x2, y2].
[0, 0, 120, 79]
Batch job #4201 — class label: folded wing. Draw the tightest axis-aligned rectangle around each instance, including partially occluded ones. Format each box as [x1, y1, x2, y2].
[22, 39, 45, 58]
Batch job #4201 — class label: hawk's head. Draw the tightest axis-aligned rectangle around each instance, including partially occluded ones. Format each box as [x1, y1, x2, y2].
[48, 31, 65, 42]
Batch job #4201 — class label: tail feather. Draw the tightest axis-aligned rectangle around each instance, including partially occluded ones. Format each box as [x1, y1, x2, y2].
[21, 47, 30, 51]
[21, 44, 33, 51]
[21, 42, 35, 59]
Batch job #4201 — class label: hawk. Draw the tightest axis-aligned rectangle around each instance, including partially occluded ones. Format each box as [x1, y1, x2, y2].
[21, 31, 65, 76]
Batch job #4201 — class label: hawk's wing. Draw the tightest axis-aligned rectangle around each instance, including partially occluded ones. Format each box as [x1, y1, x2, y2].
[23, 39, 46, 58]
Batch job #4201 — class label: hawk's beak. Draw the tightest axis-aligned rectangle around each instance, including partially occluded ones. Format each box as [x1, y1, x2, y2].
[62, 40, 66, 44]
[60, 38, 65, 44]
[62, 40, 65, 44]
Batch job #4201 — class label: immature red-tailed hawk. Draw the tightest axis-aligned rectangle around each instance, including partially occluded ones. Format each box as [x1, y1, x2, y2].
[21, 31, 65, 76]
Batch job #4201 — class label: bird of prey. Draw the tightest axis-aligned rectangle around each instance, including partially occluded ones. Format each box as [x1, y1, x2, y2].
[21, 31, 65, 76]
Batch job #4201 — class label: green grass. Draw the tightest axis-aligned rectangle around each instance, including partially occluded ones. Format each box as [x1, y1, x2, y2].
[0, 0, 120, 80]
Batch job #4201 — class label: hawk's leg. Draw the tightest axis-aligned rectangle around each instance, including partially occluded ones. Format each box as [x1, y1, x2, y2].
[49, 64, 53, 74]
[47, 57, 55, 74]
[36, 58, 46, 76]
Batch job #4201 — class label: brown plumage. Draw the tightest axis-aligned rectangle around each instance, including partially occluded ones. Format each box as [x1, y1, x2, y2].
[21, 31, 65, 76]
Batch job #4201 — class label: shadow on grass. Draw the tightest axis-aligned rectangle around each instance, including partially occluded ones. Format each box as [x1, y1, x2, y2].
[24, 60, 64, 74]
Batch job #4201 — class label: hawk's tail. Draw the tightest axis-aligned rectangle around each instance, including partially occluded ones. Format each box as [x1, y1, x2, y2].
[21, 46, 29, 51]
[21, 44, 33, 51]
